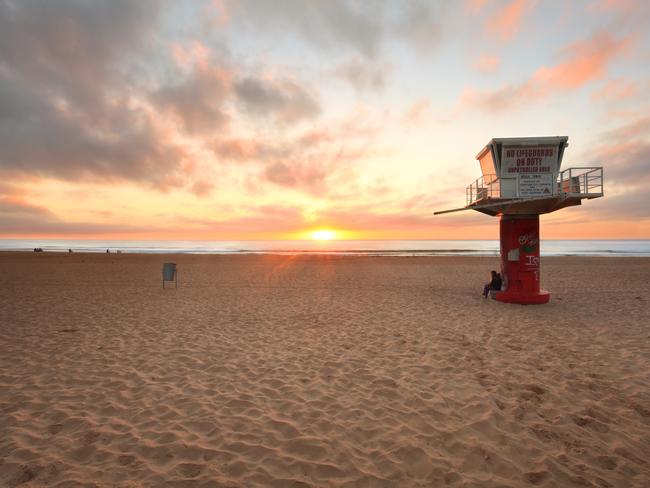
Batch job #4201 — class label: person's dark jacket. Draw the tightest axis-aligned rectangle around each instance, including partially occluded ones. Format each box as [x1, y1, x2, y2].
[491, 275, 502, 291]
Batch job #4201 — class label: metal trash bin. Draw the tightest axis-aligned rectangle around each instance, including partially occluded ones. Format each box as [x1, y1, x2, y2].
[163, 263, 177, 288]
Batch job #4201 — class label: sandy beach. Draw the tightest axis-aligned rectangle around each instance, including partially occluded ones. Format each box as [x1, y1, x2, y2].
[0, 252, 648, 487]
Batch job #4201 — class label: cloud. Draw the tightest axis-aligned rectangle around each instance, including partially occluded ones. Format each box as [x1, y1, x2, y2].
[0, 195, 54, 221]
[462, 30, 632, 112]
[0, 0, 198, 191]
[155, 65, 231, 134]
[392, 1, 445, 53]
[234, 76, 321, 124]
[336, 57, 389, 91]
[593, 115, 650, 185]
[596, 140, 650, 185]
[0, 73, 187, 189]
[0, 195, 144, 236]
[570, 114, 650, 221]
[486, 0, 533, 41]
[224, 0, 384, 57]
[213, 138, 266, 163]
[532, 31, 632, 89]
[213, 128, 344, 165]
[210, 110, 382, 196]
[264, 161, 327, 190]
[258, 143, 370, 194]
[0, 0, 325, 196]
[222, 0, 445, 59]
[0, 0, 161, 116]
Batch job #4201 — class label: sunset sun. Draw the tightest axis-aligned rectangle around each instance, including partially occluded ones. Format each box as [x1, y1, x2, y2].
[310, 229, 336, 241]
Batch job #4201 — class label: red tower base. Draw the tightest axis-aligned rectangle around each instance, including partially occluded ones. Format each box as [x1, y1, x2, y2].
[494, 214, 550, 305]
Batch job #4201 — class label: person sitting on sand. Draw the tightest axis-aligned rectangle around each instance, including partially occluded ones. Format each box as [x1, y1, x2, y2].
[483, 270, 502, 298]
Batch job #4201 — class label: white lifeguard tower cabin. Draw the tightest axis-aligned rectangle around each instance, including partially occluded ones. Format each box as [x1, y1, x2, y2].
[435, 136, 603, 304]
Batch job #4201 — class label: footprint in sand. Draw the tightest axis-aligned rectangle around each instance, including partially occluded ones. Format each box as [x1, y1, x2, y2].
[9, 464, 41, 486]
[176, 463, 204, 478]
[525, 384, 546, 396]
[524, 470, 550, 485]
[118, 455, 136, 466]
[595, 455, 618, 470]
[571, 415, 609, 433]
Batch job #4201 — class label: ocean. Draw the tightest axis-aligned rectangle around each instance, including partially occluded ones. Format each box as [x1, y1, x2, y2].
[1, 239, 649, 257]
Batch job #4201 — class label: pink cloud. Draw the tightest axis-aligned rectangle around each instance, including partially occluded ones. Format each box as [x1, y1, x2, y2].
[171, 41, 213, 71]
[461, 30, 633, 111]
[532, 31, 632, 90]
[213, 138, 263, 162]
[207, 110, 381, 198]
[487, 0, 533, 41]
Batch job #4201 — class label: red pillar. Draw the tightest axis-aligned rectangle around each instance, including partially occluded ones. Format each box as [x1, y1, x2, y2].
[495, 214, 550, 305]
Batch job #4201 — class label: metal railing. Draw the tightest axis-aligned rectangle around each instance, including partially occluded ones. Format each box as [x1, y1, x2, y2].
[465, 167, 604, 206]
[466, 174, 499, 206]
[557, 167, 603, 197]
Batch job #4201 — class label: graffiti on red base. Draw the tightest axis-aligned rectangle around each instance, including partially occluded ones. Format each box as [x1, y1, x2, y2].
[518, 232, 538, 253]
[519, 232, 540, 281]
[525, 255, 540, 267]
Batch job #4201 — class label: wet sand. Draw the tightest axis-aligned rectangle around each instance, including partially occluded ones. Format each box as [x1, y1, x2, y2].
[0, 252, 648, 487]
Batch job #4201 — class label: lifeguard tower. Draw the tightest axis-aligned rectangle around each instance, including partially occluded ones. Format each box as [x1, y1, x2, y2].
[435, 137, 603, 304]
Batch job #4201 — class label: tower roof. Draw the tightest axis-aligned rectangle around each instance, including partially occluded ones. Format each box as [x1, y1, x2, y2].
[475, 136, 569, 161]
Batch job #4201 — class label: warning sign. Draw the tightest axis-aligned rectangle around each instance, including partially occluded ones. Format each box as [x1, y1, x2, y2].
[518, 173, 554, 197]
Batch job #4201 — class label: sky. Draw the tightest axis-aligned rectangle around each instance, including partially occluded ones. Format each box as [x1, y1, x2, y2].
[1, 0, 649, 240]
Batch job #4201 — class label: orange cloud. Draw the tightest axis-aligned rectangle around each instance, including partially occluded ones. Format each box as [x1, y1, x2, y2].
[487, 0, 532, 41]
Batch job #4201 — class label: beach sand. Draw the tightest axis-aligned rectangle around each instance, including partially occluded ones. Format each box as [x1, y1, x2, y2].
[0, 252, 648, 487]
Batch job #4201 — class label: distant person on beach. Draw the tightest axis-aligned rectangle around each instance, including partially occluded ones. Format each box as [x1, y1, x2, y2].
[483, 270, 502, 298]
[106, 249, 110, 253]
